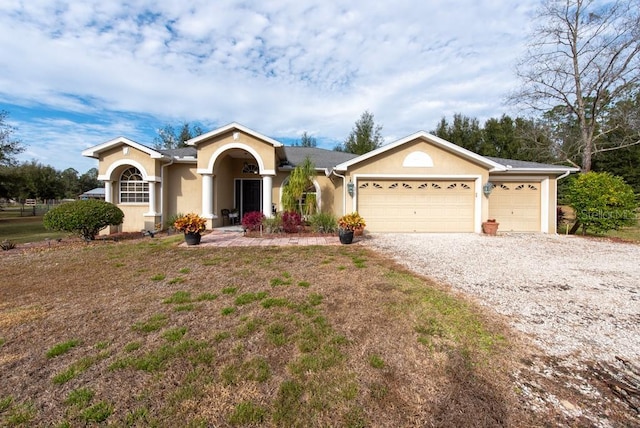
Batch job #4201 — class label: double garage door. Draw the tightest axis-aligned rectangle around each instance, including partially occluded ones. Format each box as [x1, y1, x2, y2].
[488, 181, 541, 232]
[357, 179, 475, 232]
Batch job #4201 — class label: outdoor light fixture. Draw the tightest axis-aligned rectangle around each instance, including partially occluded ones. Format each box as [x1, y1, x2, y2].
[483, 182, 494, 197]
[347, 182, 355, 196]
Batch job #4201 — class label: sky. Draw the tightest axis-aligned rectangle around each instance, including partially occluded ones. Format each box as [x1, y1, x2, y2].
[0, 1, 540, 173]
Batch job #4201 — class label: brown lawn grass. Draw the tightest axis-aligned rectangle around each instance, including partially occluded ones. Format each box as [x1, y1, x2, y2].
[0, 236, 583, 426]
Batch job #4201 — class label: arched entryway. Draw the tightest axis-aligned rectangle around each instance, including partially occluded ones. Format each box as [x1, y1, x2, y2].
[201, 143, 274, 225]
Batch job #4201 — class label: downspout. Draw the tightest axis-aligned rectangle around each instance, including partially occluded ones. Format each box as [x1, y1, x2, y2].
[557, 170, 571, 180]
[330, 169, 348, 216]
[160, 157, 174, 230]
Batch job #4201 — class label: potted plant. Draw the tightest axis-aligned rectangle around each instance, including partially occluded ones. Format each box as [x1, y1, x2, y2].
[173, 213, 207, 245]
[337, 212, 366, 244]
[482, 218, 499, 236]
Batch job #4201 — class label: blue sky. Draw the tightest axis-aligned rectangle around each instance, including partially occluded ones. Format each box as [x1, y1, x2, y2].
[0, 1, 538, 173]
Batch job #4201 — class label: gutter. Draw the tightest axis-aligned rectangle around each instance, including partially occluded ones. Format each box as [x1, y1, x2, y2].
[160, 157, 175, 229]
[330, 169, 348, 216]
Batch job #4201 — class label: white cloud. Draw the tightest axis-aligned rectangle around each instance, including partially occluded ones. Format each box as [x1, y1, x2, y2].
[0, 0, 539, 170]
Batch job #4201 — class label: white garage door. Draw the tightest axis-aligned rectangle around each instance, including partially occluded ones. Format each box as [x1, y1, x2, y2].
[488, 182, 541, 232]
[357, 180, 475, 232]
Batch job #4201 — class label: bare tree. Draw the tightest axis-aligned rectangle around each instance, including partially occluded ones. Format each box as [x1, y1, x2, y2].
[511, 0, 640, 171]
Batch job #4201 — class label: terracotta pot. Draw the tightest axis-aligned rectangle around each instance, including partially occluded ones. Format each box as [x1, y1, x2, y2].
[184, 232, 202, 245]
[354, 227, 364, 236]
[482, 221, 499, 236]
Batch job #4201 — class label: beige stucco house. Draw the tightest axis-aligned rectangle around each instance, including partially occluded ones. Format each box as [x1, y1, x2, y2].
[82, 122, 577, 234]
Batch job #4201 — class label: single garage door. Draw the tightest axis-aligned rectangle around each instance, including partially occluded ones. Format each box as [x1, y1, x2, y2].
[488, 182, 541, 232]
[357, 180, 475, 232]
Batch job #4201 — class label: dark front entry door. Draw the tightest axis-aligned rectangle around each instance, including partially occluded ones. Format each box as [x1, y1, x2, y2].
[235, 179, 262, 217]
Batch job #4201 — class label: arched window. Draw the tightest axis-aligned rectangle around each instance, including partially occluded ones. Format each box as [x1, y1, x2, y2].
[119, 167, 149, 203]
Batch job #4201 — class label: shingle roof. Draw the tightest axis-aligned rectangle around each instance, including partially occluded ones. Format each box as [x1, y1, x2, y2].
[486, 156, 575, 170]
[283, 147, 359, 169]
[158, 147, 197, 158]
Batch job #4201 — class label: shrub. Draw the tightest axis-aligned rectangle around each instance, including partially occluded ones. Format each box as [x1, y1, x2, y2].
[262, 215, 282, 233]
[281, 211, 302, 233]
[173, 213, 207, 234]
[309, 212, 338, 233]
[241, 211, 265, 231]
[338, 212, 366, 232]
[566, 171, 638, 234]
[43, 200, 124, 241]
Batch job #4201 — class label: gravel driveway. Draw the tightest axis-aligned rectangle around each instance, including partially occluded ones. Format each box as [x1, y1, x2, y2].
[366, 233, 640, 365]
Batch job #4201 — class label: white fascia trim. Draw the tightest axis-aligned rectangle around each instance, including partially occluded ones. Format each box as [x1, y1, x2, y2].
[501, 167, 580, 174]
[333, 131, 506, 172]
[488, 175, 545, 181]
[186, 122, 284, 148]
[541, 177, 550, 233]
[82, 137, 164, 159]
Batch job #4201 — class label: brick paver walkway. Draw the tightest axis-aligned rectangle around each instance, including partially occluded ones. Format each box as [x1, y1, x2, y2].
[186, 230, 346, 247]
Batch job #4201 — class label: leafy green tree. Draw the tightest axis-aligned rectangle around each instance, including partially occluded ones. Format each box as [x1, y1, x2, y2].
[298, 131, 317, 147]
[512, 0, 640, 171]
[43, 200, 124, 241]
[282, 157, 316, 215]
[153, 122, 204, 149]
[79, 168, 101, 193]
[0, 110, 24, 166]
[338, 111, 384, 154]
[434, 113, 557, 163]
[60, 168, 80, 199]
[566, 172, 637, 234]
[433, 113, 482, 152]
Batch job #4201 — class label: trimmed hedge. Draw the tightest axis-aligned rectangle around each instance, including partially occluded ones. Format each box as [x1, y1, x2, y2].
[43, 200, 124, 241]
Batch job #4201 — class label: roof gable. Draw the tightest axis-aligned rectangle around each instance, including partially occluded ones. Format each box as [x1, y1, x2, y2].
[82, 137, 164, 159]
[186, 122, 284, 148]
[334, 131, 506, 172]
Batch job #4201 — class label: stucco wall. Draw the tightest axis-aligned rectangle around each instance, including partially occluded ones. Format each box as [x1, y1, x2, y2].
[165, 163, 201, 220]
[99, 145, 161, 179]
[196, 131, 277, 173]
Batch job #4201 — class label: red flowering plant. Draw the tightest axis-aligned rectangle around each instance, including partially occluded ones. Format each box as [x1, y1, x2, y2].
[173, 213, 207, 234]
[337, 212, 366, 232]
[241, 211, 265, 232]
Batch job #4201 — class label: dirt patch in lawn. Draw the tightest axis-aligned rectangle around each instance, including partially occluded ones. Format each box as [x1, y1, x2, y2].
[0, 235, 601, 427]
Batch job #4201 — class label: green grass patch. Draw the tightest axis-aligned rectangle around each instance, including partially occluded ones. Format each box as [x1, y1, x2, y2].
[151, 274, 166, 281]
[94, 341, 109, 350]
[266, 323, 289, 346]
[261, 297, 290, 308]
[162, 326, 187, 342]
[0, 215, 67, 244]
[3, 401, 35, 426]
[272, 379, 304, 425]
[52, 353, 108, 385]
[0, 338, 5, 347]
[221, 307, 236, 316]
[65, 388, 94, 407]
[80, 401, 113, 423]
[213, 331, 231, 342]
[298, 281, 311, 288]
[221, 357, 271, 386]
[132, 314, 168, 333]
[124, 341, 141, 352]
[112, 340, 210, 372]
[228, 401, 267, 425]
[235, 318, 262, 338]
[178, 268, 191, 274]
[368, 354, 385, 369]
[234, 291, 268, 306]
[0, 395, 13, 412]
[222, 286, 238, 294]
[174, 303, 195, 312]
[196, 292, 217, 301]
[46, 339, 80, 358]
[168, 277, 185, 285]
[164, 291, 192, 304]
